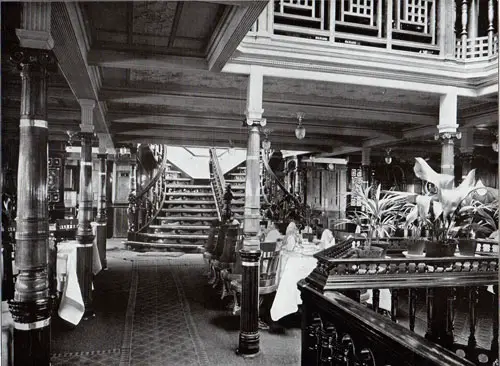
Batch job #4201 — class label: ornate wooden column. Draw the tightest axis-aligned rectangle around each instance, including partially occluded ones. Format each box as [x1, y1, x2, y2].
[76, 99, 96, 318]
[8, 48, 56, 365]
[95, 139, 108, 270]
[361, 147, 371, 188]
[237, 67, 264, 357]
[436, 92, 460, 178]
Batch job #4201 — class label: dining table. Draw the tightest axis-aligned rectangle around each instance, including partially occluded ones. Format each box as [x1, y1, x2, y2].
[56, 239, 102, 325]
[270, 242, 320, 321]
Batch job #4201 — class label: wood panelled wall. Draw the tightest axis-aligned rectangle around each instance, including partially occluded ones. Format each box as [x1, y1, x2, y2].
[305, 164, 347, 214]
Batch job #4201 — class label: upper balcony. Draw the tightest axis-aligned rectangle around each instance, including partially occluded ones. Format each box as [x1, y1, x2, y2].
[231, 0, 498, 91]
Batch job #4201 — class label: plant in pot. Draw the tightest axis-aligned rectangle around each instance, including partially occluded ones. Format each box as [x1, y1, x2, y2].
[409, 158, 494, 257]
[453, 196, 499, 255]
[336, 184, 407, 258]
[403, 202, 430, 256]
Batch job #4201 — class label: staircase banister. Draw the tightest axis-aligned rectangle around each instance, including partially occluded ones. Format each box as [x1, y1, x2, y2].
[209, 148, 226, 221]
[262, 152, 302, 208]
[298, 280, 475, 366]
[136, 144, 168, 199]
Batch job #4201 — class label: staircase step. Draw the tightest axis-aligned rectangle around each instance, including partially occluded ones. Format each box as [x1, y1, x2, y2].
[139, 233, 208, 240]
[157, 215, 218, 221]
[126, 240, 204, 252]
[226, 179, 245, 183]
[162, 208, 216, 213]
[166, 192, 214, 197]
[165, 177, 192, 182]
[165, 184, 211, 189]
[164, 200, 215, 205]
[149, 225, 210, 230]
[228, 172, 246, 176]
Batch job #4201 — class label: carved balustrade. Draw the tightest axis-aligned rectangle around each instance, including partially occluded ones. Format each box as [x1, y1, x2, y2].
[209, 148, 226, 222]
[299, 240, 499, 365]
[249, 0, 498, 60]
[128, 144, 168, 240]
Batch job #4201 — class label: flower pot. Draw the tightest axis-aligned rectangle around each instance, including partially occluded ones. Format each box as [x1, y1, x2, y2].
[405, 239, 427, 255]
[458, 239, 477, 256]
[357, 245, 385, 258]
[425, 240, 457, 257]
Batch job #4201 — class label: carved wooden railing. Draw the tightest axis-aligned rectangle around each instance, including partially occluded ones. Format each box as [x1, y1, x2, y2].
[128, 144, 169, 238]
[262, 151, 307, 222]
[248, 0, 498, 60]
[209, 148, 225, 222]
[299, 281, 476, 366]
[299, 240, 499, 365]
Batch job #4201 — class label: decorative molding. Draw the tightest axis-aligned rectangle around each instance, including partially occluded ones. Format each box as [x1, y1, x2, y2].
[16, 3, 54, 50]
[207, 1, 268, 72]
[226, 36, 498, 94]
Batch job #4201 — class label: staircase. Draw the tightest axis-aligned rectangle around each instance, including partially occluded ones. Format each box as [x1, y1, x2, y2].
[128, 164, 217, 252]
[223, 165, 246, 220]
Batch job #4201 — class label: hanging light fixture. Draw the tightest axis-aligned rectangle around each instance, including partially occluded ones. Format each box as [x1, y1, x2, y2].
[295, 112, 306, 140]
[384, 148, 392, 165]
[262, 128, 271, 151]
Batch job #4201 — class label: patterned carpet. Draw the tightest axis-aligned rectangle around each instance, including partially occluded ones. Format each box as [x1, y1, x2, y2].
[50, 242, 495, 365]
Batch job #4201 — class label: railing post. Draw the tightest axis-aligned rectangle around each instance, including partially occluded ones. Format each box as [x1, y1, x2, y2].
[488, 0, 495, 56]
[386, 0, 393, 50]
[127, 148, 138, 237]
[461, 0, 469, 59]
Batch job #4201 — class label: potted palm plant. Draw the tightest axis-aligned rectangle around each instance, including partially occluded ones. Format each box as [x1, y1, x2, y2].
[336, 184, 407, 258]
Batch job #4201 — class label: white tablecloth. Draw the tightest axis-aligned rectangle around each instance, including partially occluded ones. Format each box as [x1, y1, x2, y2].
[270, 249, 318, 321]
[57, 240, 102, 325]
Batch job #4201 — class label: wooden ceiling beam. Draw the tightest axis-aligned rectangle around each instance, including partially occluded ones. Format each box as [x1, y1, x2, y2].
[87, 48, 209, 71]
[99, 88, 435, 125]
[51, 2, 114, 149]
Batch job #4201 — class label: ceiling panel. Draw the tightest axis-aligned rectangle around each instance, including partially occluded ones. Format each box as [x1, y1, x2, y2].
[132, 1, 178, 37]
[84, 3, 128, 33]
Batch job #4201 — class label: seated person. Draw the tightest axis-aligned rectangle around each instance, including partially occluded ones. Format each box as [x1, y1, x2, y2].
[284, 221, 299, 251]
[264, 222, 282, 243]
[319, 228, 335, 249]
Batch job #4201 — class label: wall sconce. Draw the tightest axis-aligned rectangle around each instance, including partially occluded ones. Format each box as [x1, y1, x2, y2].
[492, 133, 499, 152]
[295, 112, 306, 140]
[384, 148, 392, 165]
[262, 128, 271, 151]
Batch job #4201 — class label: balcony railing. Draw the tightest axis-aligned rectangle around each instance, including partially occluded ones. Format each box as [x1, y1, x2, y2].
[248, 0, 498, 61]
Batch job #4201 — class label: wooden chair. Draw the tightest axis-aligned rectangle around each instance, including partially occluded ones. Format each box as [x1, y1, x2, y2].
[228, 240, 282, 314]
[203, 224, 219, 282]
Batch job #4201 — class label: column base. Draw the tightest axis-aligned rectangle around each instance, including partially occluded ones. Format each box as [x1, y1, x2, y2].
[13, 325, 51, 366]
[236, 331, 260, 358]
[9, 299, 52, 366]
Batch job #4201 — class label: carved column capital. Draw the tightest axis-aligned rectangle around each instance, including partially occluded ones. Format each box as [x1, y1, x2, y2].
[9, 48, 57, 72]
[434, 131, 462, 144]
[244, 117, 267, 127]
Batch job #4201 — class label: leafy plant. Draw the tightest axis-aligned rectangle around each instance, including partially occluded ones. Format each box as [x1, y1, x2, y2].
[406, 158, 497, 242]
[336, 184, 407, 248]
